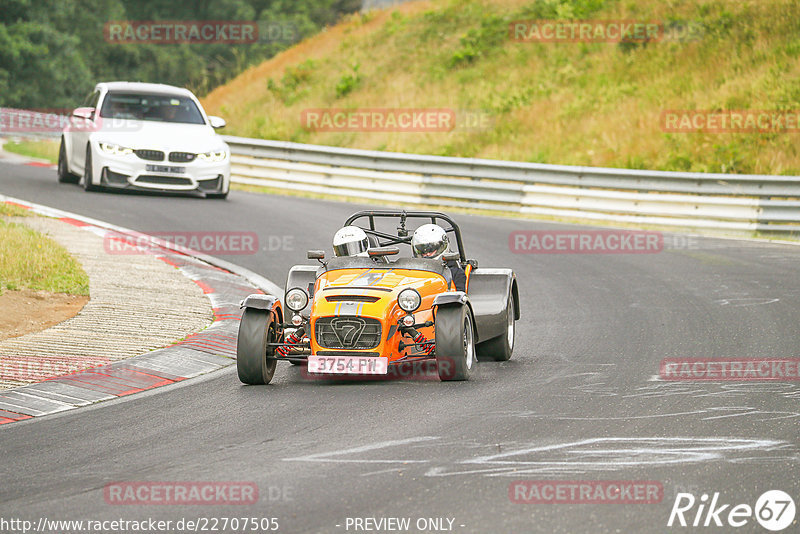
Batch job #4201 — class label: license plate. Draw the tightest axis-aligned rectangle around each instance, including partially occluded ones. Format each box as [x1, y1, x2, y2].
[308, 355, 388, 375]
[145, 164, 185, 174]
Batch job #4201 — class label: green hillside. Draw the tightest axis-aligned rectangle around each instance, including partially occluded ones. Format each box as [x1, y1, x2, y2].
[203, 0, 800, 175]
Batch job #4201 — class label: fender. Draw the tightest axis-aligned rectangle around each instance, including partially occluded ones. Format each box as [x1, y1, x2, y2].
[240, 294, 281, 317]
[432, 292, 479, 340]
[467, 268, 519, 341]
[286, 265, 317, 299]
[432, 291, 468, 307]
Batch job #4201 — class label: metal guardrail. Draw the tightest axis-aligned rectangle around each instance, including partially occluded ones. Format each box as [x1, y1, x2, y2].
[3, 119, 794, 233]
[224, 135, 800, 234]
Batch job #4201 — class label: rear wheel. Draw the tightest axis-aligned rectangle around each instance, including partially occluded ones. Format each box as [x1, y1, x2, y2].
[476, 292, 515, 362]
[57, 138, 79, 184]
[434, 304, 476, 381]
[236, 308, 279, 384]
[82, 145, 98, 192]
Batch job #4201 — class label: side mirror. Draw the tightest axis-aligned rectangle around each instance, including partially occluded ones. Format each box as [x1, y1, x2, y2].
[442, 251, 460, 263]
[72, 107, 94, 120]
[368, 246, 400, 258]
[307, 250, 325, 260]
[208, 116, 226, 129]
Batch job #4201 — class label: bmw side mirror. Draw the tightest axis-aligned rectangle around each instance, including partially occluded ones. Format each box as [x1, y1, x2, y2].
[72, 107, 94, 120]
[307, 250, 325, 260]
[208, 116, 226, 129]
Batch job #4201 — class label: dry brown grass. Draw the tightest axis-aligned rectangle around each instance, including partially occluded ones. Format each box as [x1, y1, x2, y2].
[202, 0, 800, 175]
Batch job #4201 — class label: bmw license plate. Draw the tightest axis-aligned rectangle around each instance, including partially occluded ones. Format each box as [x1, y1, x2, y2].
[308, 355, 388, 375]
[145, 164, 185, 174]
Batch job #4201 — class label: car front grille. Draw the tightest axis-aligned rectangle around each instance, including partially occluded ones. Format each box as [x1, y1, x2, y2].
[169, 151, 196, 163]
[136, 175, 193, 186]
[314, 316, 382, 350]
[135, 149, 165, 161]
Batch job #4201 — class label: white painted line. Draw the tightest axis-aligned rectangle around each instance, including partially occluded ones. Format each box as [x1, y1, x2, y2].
[283, 436, 439, 464]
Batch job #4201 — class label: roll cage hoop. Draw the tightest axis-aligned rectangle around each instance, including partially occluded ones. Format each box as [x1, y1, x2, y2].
[343, 210, 467, 263]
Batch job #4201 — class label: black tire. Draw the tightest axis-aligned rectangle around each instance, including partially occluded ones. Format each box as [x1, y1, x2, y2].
[434, 304, 476, 381]
[57, 138, 79, 184]
[236, 308, 278, 385]
[476, 292, 515, 362]
[82, 145, 99, 192]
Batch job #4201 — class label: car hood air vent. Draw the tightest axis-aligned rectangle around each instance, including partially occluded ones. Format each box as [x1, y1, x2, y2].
[325, 295, 380, 303]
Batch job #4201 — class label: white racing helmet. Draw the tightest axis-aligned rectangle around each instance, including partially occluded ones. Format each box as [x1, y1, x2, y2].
[332, 226, 370, 257]
[411, 224, 449, 259]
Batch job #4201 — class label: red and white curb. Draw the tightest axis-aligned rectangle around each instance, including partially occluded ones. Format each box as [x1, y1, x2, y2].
[0, 195, 279, 425]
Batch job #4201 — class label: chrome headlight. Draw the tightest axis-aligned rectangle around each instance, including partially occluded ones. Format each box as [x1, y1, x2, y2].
[99, 142, 133, 156]
[397, 288, 421, 313]
[285, 288, 309, 312]
[197, 149, 227, 162]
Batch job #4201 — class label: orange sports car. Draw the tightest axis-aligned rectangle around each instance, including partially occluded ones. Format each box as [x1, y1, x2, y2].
[236, 210, 519, 383]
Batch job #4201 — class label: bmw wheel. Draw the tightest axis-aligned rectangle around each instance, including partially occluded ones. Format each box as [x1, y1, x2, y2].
[82, 144, 99, 192]
[57, 138, 79, 184]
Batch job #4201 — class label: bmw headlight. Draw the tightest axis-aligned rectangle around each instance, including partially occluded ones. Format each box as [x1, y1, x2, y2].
[397, 288, 421, 313]
[285, 288, 309, 312]
[197, 149, 227, 162]
[99, 142, 133, 156]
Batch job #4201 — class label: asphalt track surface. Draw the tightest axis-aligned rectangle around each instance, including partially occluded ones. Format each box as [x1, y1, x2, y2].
[1, 161, 799, 533]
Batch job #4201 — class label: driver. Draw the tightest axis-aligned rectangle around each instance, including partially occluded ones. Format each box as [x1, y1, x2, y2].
[161, 104, 179, 122]
[332, 226, 370, 257]
[411, 224, 466, 292]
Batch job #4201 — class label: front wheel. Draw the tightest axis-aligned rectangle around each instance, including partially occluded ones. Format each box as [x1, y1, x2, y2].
[57, 138, 79, 184]
[434, 304, 476, 381]
[236, 308, 279, 384]
[476, 292, 515, 362]
[82, 145, 99, 192]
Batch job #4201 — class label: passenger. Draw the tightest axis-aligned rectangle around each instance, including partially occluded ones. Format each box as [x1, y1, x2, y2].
[411, 224, 466, 292]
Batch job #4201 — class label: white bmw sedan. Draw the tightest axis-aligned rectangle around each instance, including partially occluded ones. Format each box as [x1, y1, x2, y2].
[58, 81, 231, 199]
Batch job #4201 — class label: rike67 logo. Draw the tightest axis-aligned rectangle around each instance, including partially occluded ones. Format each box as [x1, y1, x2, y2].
[668, 490, 795, 531]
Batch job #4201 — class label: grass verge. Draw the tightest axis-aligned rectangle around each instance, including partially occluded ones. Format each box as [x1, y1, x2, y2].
[3, 139, 59, 163]
[204, 0, 800, 176]
[0, 203, 32, 217]
[0, 213, 89, 296]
